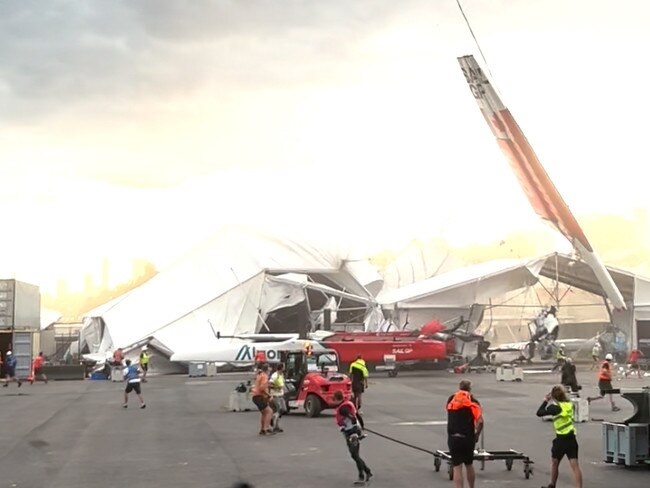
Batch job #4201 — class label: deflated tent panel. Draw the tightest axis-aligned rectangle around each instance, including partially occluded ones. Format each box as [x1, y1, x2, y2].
[153, 273, 266, 356]
[377, 258, 545, 308]
[374, 258, 544, 331]
[379, 240, 465, 292]
[634, 276, 650, 308]
[82, 226, 376, 355]
[260, 275, 307, 315]
[539, 254, 636, 303]
[343, 260, 383, 297]
[633, 277, 650, 347]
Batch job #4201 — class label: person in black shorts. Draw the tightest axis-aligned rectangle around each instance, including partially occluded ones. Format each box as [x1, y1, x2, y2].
[446, 380, 483, 488]
[536, 385, 583, 488]
[251, 364, 273, 435]
[587, 354, 620, 411]
[122, 359, 145, 409]
[349, 355, 368, 411]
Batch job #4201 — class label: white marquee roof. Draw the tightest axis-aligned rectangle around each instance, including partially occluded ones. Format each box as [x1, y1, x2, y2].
[82, 225, 380, 353]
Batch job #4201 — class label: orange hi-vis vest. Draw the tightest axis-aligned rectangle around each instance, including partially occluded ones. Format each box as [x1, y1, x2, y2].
[598, 361, 612, 381]
[447, 390, 481, 423]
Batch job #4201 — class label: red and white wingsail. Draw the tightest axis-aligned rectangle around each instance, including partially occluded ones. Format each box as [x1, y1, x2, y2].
[457, 55, 626, 310]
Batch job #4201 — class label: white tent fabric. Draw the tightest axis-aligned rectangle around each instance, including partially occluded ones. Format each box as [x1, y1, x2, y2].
[267, 273, 376, 305]
[368, 258, 545, 331]
[634, 276, 650, 308]
[259, 274, 307, 316]
[81, 226, 378, 355]
[377, 257, 546, 308]
[153, 273, 266, 356]
[379, 240, 466, 292]
[632, 277, 650, 346]
[343, 260, 383, 297]
[536, 252, 650, 346]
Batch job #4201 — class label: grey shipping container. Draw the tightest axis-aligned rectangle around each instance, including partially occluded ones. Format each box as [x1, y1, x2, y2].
[0, 279, 40, 331]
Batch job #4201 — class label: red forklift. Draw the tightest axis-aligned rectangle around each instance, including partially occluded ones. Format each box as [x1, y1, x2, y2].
[279, 346, 352, 417]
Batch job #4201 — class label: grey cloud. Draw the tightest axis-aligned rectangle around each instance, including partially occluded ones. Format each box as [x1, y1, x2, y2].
[0, 0, 425, 123]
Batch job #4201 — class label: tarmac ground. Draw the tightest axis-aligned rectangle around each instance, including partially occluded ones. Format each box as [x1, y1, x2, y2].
[1, 366, 649, 488]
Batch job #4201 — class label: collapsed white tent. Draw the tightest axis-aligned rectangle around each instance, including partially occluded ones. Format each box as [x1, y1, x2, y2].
[537, 253, 650, 349]
[80, 226, 381, 358]
[375, 257, 547, 330]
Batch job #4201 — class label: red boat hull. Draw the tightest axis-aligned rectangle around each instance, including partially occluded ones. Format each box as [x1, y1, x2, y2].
[323, 338, 448, 364]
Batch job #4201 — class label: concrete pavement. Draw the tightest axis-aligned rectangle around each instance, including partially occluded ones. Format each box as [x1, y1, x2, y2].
[1, 368, 648, 487]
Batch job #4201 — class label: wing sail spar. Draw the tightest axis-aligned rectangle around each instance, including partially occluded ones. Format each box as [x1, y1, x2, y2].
[457, 55, 626, 310]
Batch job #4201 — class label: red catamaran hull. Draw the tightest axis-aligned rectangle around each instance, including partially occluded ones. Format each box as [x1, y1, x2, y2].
[323, 339, 448, 364]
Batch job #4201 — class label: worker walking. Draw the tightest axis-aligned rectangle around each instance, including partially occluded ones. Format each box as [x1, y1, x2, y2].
[2, 351, 22, 388]
[139, 346, 150, 382]
[446, 379, 483, 488]
[560, 357, 579, 394]
[122, 359, 146, 409]
[587, 353, 620, 411]
[536, 385, 583, 488]
[269, 363, 287, 433]
[251, 364, 274, 435]
[590, 340, 601, 370]
[349, 355, 369, 411]
[333, 390, 372, 484]
[551, 344, 567, 372]
[625, 348, 644, 379]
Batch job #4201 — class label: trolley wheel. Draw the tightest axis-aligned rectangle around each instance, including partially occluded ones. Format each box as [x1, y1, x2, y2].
[448, 463, 453, 480]
[434, 457, 441, 472]
[524, 464, 532, 479]
[388, 369, 398, 378]
[505, 458, 513, 471]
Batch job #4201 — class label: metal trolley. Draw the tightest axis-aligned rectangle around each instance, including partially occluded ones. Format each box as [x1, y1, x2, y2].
[433, 448, 534, 480]
[433, 430, 534, 480]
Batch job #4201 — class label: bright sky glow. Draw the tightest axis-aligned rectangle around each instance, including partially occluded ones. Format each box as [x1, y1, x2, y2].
[0, 0, 648, 293]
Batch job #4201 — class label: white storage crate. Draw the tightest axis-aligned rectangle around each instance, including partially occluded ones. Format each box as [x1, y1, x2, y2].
[229, 391, 254, 412]
[111, 365, 124, 382]
[571, 397, 589, 423]
[206, 362, 217, 377]
[496, 364, 523, 382]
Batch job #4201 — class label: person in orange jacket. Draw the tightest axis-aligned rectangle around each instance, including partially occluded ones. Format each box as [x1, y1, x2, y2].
[587, 354, 620, 411]
[446, 380, 484, 488]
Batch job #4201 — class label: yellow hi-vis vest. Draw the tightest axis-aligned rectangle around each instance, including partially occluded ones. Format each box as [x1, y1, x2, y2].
[349, 359, 369, 378]
[553, 402, 575, 436]
[270, 371, 285, 396]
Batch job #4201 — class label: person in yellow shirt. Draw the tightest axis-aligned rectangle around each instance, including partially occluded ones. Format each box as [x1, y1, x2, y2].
[536, 385, 583, 488]
[139, 346, 150, 382]
[269, 363, 287, 433]
[349, 355, 369, 410]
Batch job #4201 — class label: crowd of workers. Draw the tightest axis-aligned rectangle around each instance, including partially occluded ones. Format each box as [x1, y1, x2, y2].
[244, 344, 649, 488]
[0, 349, 50, 387]
[1, 345, 152, 411]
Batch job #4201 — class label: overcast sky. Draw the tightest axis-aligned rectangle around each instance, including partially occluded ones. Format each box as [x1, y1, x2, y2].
[1, 0, 648, 291]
